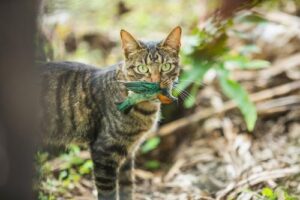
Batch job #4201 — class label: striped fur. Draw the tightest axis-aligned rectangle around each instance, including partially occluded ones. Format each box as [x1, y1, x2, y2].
[40, 27, 181, 200]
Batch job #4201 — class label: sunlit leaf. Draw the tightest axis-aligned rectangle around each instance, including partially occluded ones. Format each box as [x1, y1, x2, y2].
[224, 55, 270, 70]
[183, 83, 198, 108]
[79, 160, 93, 175]
[262, 187, 275, 198]
[59, 170, 68, 180]
[69, 144, 80, 155]
[144, 160, 160, 170]
[219, 69, 257, 131]
[141, 137, 160, 153]
[244, 60, 270, 69]
[70, 156, 84, 165]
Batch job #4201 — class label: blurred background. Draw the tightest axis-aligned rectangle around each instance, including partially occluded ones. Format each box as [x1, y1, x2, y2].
[35, 0, 300, 199]
[38, 0, 198, 65]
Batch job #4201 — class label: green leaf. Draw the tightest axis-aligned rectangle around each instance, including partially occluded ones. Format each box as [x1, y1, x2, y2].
[244, 60, 270, 69]
[224, 55, 270, 70]
[183, 83, 198, 108]
[175, 60, 210, 95]
[59, 170, 68, 180]
[238, 44, 261, 55]
[70, 156, 84, 166]
[79, 160, 93, 175]
[219, 70, 257, 131]
[262, 187, 275, 198]
[144, 160, 160, 170]
[69, 144, 81, 155]
[141, 137, 160, 153]
[275, 188, 298, 200]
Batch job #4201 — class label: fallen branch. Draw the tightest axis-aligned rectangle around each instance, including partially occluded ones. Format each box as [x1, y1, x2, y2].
[257, 95, 300, 115]
[259, 53, 300, 80]
[216, 166, 300, 200]
[156, 80, 300, 136]
[255, 10, 300, 31]
[232, 53, 300, 81]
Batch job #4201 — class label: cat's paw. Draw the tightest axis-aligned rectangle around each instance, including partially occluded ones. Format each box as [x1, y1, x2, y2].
[98, 191, 116, 200]
[119, 190, 132, 200]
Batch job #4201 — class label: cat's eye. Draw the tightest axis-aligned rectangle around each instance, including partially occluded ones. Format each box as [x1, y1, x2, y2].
[161, 63, 172, 72]
[136, 64, 149, 74]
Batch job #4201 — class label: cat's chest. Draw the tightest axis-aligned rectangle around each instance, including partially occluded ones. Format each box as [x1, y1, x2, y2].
[121, 103, 160, 154]
[108, 101, 160, 141]
[126, 101, 160, 128]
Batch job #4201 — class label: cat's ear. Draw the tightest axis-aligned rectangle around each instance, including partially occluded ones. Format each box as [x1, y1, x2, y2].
[120, 29, 141, 57]
[161, 26, 182, 52]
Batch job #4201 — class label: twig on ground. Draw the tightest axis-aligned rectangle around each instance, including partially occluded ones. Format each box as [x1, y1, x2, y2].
[257, 95, 300, 115]
[233, 53, 300, 81]
[216, 166, 300, 200]
[134, 169, 155, 180]
[163, 159, 185, 182]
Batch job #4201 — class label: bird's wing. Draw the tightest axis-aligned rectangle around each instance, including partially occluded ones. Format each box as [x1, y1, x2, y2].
[123, 81, 160, 93]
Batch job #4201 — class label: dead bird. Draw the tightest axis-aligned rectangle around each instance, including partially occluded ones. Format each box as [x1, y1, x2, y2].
[116, 81, 177, 113]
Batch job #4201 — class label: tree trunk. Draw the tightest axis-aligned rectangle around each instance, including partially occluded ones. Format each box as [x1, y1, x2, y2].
[0, 0, 38, 199]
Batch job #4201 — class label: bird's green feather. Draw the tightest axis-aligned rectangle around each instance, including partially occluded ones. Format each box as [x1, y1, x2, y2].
[116, 81, 177, 113]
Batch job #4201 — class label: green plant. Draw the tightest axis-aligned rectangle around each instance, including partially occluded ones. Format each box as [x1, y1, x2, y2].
[261, 187, 298, 200]
[176, 13, 271, 131]
[235, 187, 298, 200]
[38, 145, 93, 199]
[141, 136, 161, 154]
[144, 160, 160, 170]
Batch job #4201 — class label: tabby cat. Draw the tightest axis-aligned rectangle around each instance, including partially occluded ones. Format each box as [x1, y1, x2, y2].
[40, 26, 181, 200]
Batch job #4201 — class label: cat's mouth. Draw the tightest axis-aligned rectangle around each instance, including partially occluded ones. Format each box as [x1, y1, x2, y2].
[119, 80, 178, 103]
[157, 79, 178, 104]
[116, 80, 178, 113]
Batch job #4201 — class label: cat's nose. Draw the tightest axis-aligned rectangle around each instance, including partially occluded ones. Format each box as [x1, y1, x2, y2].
[150, 74, 160, 83]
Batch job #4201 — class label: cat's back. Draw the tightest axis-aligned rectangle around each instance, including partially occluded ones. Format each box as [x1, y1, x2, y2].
[40, 61, 106, 144]
[40, 61, 98, 76]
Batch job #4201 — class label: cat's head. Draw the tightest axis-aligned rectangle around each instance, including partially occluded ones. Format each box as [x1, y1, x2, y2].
[120, 27, 181, 89]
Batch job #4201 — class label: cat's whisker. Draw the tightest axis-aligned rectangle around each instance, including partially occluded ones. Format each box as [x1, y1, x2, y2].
[173, 86, 193, 97]
[173, 87, 195, 102]
[177, 79, 207, 87]
[172, 88, 188, 101]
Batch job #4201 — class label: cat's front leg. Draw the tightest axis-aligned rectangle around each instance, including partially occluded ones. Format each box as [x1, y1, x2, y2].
[118, 154, 135, 200]
[90, 144, 118, 200]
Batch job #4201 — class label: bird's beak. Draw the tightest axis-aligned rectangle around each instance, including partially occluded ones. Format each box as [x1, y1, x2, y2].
[157, 93, 173, 104]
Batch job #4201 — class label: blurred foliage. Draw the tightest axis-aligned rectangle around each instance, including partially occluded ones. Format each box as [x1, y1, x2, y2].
[261, 187, 298, 200]
[176, 12, 274, 131]
[144, 160, 161, 170]
[141, 136, 161, 154]
[42, 0, 199, 65]
[41, 0, 291, 131]
[37, 145, 92, 199]
[237, 187, 299, 200]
